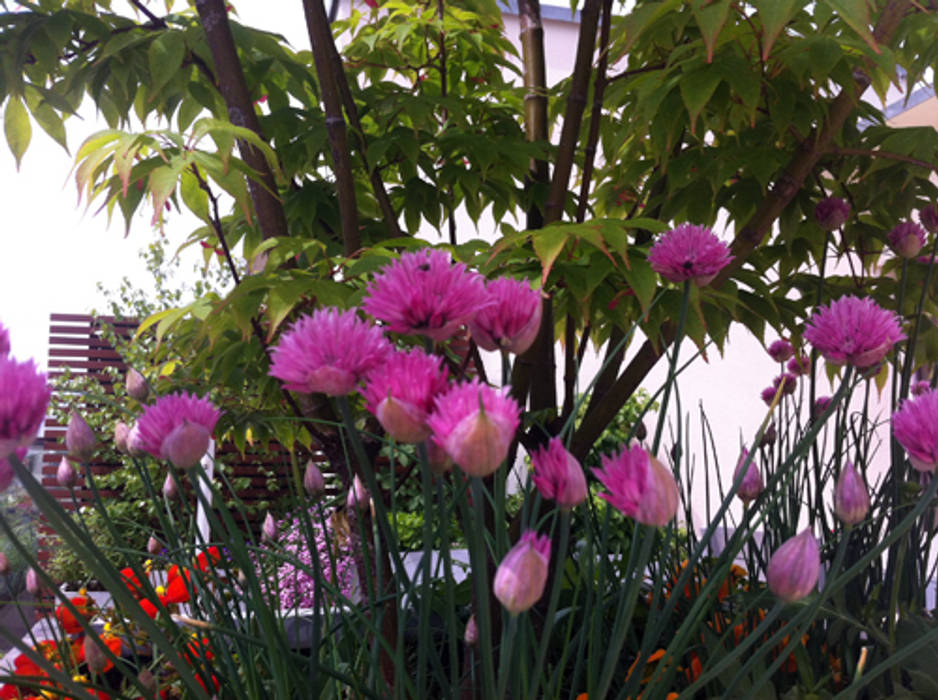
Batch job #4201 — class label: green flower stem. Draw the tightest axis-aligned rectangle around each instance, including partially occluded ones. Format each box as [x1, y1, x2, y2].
[496, 612, 519, 698]
[653, 281, 691, 454]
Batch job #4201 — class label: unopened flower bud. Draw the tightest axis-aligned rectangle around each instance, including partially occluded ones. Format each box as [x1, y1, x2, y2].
[127, 422, 147, 457]
[767, 529, 820, 602]
[66, 411, 96, 461]
[147, 535, 162, 556]
[164, 420, 210, 469]
[163, 473, 178, 500]
[815, 197, 850, 231]
[759, 422, 777, 448]
[83, 635, 107, 675]
[633, 421, 648, 442]
[114, 421, 130, 454]
[734, 449, 763, 503]
[303, 460, 326, 499]
[813, 396, 832, 418]
[493, 531, 551, 615]
[56, 457, 79, 489]
[464, 615, 478, 646]
[888, 221, 927, 259]
[834, 462, 870, 525]
[920, 205, 938, 234]
[426, 440, 453, 475]
[25, 567, 40, 595]
[137, 669, 157, 694]
[531, 438, 587, 509]
[347, 475, 370, 512]
[262, 512, 277, 542]
[126, 369, 149, 402]
[0, 551, 9, 575]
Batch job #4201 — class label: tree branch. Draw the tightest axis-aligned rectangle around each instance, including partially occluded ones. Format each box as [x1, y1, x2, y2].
[303, 0, 361, 256]
[830, 146, 938, 172]
[193, 0, 289, 242]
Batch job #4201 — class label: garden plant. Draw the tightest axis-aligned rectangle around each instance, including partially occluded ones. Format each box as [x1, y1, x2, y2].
[2, 0, 938, 698]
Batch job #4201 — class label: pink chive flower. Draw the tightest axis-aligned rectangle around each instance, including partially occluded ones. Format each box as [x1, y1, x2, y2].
[646, 223, 733, 286]
[135, 392, 221, 468]
[912, 380, 931, 397]
[787, 354, 810, 376]
[893, 389, 938, 472]
[361, 348, 449, 443]
[427, 379, 520, 478]
[469, 278, 542, 355]
[65, 411, 96, 461]
[0, 356, 50, 459]
[773, 373, 798, 396]
[493, 530, 550, 615]
[921, 205, 938, 234]
[803, 296, 905, 369]
[733, 448, 763, 503]
[0, 322, 9, 356]
[834, 462, 870, 525]
[761, 386, 778, 406]
[0, 447, 27, 492]
[813, 396, 832, 418]
[592, 444, 679, 527]
[270, 308, 390, 396]
[531, 438, 588, 509]
[815, 197, 850, 231]
[363, 249, 491, 342]
[767, 339, 794, 363]
[767, 529, 820, 602]
[888, 221, 927, 259]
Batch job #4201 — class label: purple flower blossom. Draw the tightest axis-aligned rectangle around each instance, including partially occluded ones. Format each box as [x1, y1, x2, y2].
[893, 389, 938, 472]
[815, 197, 850, 231]
[361, 348, 449, 443]
[135, 392, 221, 466]
[767, 339, 794, 363]
[427, 379, 520, 477]
[803, 296, 905, 369]
[469, 278, 542, 354]
[646, 223, 733, 286]
[773, 373, 798, 396]
[0, 446, 27, 492]
[767, 529, 820, 602]
[888, 221, 927, 259]
[592, 444, 679, 527]
[787, 354, 810, 376]
[363, 249, 491, 342]
[761, 386, 778, 406]
[531, 438, 587, 508]
[813, 396, 832, 417]
[920, 205, 938, 234]
[493, 531, 550, 615]
[0, 356, 50, 459]
[269, 308, 390, 396]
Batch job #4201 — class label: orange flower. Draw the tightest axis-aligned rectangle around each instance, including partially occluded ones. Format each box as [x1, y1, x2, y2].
[55, 596, 94, 635]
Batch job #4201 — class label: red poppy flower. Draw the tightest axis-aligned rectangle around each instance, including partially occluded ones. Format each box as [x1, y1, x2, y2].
[55, 596, 94, 635]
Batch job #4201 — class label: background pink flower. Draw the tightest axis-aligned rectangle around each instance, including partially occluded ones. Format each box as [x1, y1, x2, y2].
[469, 278, 542, 354]
[646, 223, 733, 286]
[888, 221, 927, 259]
[592, 444, 679, 527]
[893, 389, 938, 472]
[0, 356, 50, 459]
[815, 197, 850, 230]
[269, 308, 390, 396]
[136, 392, 221, 462]
[531, 438, 587, 508]
[363, 249, 491, 341]
[803, 296, 905, 369]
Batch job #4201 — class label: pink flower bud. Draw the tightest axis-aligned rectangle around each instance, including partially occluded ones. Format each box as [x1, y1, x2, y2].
[137, 669, 157, 694]
[815, 197, 850, 231]
[464, 615, 478, 645]
[126, 369, 149, 402]
[759, 422, 777, 448]
[888, 221, 927, 259]
[56, 457, 79, 489]
[767, 339, 794, 363]
[921, 205, 938, 234]
[262, 512, 277, 542]
[0, 551, 9, 575]
[347, 475, 370, 511]
[767, 529, 820, 602]
[163, 420, 210, 469]
[592, 445, 679, 527]
[66, 411, 96, 461]
[147, 535, 162, 556]
[163, 473, 179, 500]
[83, 634, 107, 675]
[834, 462, 870, 525]
[531, 438, 587, 508]
[493, 530, 551, 615]
[733, 449, 763, 503]
[127, 422, 147, 457]
[114, 421, 130, 454]
[813, 396, 832, 418]
[303, 460, 326, 498]
[26, 567, 40, 595]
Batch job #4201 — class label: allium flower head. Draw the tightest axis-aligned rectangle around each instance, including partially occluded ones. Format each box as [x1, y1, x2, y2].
[761, 386, 779, 406]
[0, 356, 50, 459]
[815, 197, 850, 231]
[834, 462, 870, 525]
[813, 396, 832, 418]
[787, 354, 810, 376]
[531, 438, 588, 508]
[592, 444, 679, 527]
[803, 296, 905, 369]
[469, 278, 542, 354]
[0, 446, 27, 492]
[767, 339, 794, 363]
[427, 379, 520, 477]
[647, 223, 733, 286]
[363, 249, 491, 341]
[772, 373, 798, 396]
[920, 205, 938, 234]
[767, 529, 820, 602]
[733, 448, 763, 503]
[361, 348, 449, 443]
[136, 392, 221, 468]
[0, 322, 9, 356]
[493, 530, 550, 615]
[893, 389, 938, 472]
[269, 308, 390, 396]
[888, 221, 927, 259]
